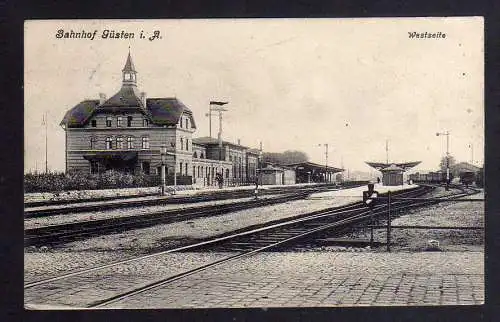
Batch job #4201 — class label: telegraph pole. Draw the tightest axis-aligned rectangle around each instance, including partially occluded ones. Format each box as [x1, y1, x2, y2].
[469, 143, 474, 165]
[436, 131, 450, 190]
[43, 112, 48, 173]
[385, 139, 389, 165]
[318, 143, 329, 183]
[210, 101, 228, 187]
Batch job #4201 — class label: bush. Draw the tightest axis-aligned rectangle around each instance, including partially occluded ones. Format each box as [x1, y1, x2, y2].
[24, 170, 162, 193]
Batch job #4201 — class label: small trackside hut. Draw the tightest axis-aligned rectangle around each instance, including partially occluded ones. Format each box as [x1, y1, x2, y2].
[365, 161, 421, 186]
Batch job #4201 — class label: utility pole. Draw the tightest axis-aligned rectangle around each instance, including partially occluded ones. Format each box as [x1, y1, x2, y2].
[385, 139, 389, 165]
[318, 143, 329, 183]
[210, 101, 228, 186]
[469, 143, 474, 165]
[436, 131, 450, 190]
[43, 112, 48, 173]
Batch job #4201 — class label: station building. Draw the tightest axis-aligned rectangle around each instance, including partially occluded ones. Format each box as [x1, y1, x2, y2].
[60, 52, 256, 185]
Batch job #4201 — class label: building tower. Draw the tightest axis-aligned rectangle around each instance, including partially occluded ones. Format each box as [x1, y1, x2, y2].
[122, 52, 137, 86]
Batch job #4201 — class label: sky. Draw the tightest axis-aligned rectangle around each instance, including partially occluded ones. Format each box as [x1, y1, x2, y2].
[24, 18, 484, 174]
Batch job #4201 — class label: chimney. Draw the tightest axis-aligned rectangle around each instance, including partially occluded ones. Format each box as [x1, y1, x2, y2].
[99, 93, 106, 105]
[237, 139, 241, 145]
[140, 92, 147, 107]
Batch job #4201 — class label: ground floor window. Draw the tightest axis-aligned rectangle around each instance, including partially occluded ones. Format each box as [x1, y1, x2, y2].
[185, 163, 188, 176]
[142, 137, 150, 149]
[105, 137, 113, 149]
[142, 161, 150, 175]
[90, 161, 99, 174]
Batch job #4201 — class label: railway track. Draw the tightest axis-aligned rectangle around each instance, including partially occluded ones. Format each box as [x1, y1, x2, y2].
[28, 184, 480, 308]
[24, 183, 349, 218]
[24, 192, 311, 247]
[25, 184, 369, 247]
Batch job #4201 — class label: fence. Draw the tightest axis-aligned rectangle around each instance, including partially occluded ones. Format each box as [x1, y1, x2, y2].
[362, 191, 484, 252]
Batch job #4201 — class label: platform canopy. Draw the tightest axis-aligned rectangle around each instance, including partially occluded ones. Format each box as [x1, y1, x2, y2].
[365, 161, 421, 172]
[286, 161, 344, 173]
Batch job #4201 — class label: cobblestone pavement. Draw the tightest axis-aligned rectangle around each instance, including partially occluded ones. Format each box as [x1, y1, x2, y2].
[96, 251, 483, 308]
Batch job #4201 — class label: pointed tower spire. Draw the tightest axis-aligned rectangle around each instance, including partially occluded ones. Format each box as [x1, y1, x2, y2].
[122, 49, 137, 86]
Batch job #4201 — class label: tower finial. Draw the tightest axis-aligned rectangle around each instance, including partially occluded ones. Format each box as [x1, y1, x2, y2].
[122, 51, 137, 86]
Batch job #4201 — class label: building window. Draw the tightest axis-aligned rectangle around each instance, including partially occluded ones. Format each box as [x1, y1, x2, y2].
[193, 151, 198, 158]
[198, 166, 201, 177]
[143, 119, 149, 127]
[200, 153, 204, 159]
[106, 116, 112, 127]
[91, 120, 97, 127]
[90, 161, 99, 174]
[142, 137, 150, 149]
[179, 162, 183, 175]
[127, 137, 134, 149]
[117, 116, 123, 127]
[105, 137, 113, 149]
[185, 118, 189, 129]
[90, 137, 96, 149]
[180, 138, 184, 150]
[142, 162, 150, 175]
[226, 168, 230, 178]
[185, 163, 188, 176]
[116, 137, 124, 149]
[179, 118, 183, 128]
[127, 116, 133, 127]
[186, 139, 189, 151]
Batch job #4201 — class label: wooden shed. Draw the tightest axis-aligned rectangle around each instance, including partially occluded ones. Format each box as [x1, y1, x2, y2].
[380, 164, 404, 186]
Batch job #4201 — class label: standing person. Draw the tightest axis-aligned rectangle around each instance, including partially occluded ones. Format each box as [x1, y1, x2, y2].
[217, 173, 223, 189]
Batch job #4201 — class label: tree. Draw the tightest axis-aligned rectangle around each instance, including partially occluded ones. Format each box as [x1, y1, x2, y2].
[262, 150, 309, 165]
[439, 155, 456, 172]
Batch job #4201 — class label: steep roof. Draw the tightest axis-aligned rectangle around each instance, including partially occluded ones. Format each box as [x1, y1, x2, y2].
[60, 52, 195, 128]
[60, 100, 100, 127]
[98, 85, 144, 109]
[61, 96, 194, 128]
[147, 98, 195, 127]
[122, 52, 136, 72]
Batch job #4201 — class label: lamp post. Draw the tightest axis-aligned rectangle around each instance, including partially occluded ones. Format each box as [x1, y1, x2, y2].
[169, 141, 177, 194]
[318, 143, 329, 183]
[436, 131, 450, 190]
[160, 144, 167, 196]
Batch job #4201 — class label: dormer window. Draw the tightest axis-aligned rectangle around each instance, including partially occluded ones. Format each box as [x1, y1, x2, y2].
[91, 120, 97, 127]
[185, 118, 189, 128]
[127, 116, 133, 127]
[106, 117, 112, 127]
[117, 116, 123, 127]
